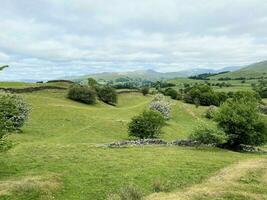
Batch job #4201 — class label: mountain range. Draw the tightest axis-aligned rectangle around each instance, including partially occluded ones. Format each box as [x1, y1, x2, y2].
[70, 66, 241, 82]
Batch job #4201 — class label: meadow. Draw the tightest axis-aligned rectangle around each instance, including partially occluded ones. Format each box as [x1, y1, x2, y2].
[0, 85, 266, 200]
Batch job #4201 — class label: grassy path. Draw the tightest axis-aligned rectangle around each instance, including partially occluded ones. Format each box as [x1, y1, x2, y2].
[147, 158, 267, 200]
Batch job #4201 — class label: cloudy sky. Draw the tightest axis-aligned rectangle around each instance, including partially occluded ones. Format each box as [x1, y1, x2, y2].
[0, 0, 267, 81]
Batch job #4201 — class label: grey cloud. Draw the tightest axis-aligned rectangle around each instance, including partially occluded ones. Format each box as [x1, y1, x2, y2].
[0, 0, 267, 81]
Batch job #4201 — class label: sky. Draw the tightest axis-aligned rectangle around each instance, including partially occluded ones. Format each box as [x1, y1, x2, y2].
[0, 0, 267, 81]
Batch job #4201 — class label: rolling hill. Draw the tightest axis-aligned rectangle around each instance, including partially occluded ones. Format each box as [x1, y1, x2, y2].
[68, 67, 240, 83]
[212, 60, 267, 79]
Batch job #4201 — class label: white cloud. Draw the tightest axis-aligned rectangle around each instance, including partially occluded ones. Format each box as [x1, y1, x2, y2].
[0, 0, 267, 81]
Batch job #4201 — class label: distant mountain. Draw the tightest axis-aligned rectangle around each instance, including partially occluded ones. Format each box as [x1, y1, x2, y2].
[212, 60, 267, 79]
[69, 67, 239, 83]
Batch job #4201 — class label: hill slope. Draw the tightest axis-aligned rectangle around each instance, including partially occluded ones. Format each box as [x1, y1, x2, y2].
[212, 60, 267, 79]
[69, 68, 239, 83]
[1, 88, 264, 199]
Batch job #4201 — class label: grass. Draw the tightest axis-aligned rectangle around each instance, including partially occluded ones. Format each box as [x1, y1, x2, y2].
[148, 158, 267, 200]
[0, 87, 266, 199]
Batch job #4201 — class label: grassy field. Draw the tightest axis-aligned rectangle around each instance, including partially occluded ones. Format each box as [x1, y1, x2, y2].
[0, 86, 266, 199]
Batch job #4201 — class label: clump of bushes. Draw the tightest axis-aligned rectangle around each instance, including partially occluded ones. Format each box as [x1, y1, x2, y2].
[149, 94, 171, 119]
[97, 85, 117, 105]
[189, 124, 228, 146]
[0, 92, 29, 151]
[215, 96, 267, 148]
[128, 110, 165, 139]
[163, 88, 178, 99]
[0, 92, 30, 134]
[140, 86, 149, 96]
[67, 85, 97, 104]
[204, 105, 218, 119]
[183, 84, 220, 106]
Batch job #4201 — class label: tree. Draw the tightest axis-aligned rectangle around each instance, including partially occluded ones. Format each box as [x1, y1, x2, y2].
[97, 85, 117, 105]
[88, 78, 98, 87]
[164, 88, 178, 99]
[0, 92, 29, 137]
[215, 97, 267, 147]
[128, 110, 165, 139]
[141, 86, 149, 96]
[68, 84, 97, 104]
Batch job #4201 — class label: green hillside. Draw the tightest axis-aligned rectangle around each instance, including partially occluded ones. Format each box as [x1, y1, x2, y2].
[212, 60, 267, 79]
[1, 87, 265, 199]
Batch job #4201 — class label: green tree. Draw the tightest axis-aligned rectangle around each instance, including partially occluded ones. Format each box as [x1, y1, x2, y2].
[0, 92, 30, 137]
[97, 85, 117, 105]
[128, 110, 165, 139]
[88, 78, 98, 87]
[68, 85, 97, 104]
[141, 86, 150, 96]
[215, 97, 267, 147]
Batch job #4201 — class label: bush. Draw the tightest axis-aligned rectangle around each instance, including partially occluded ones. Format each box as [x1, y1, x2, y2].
[87, 78, 98, 87]
[164, 88, 178, 99]
[184, 84, 220, 106]
[0, 92, 30, 135]
[204, 105, 218, 119]
[215, 97, 267, 147]
[189, 125, 228, 146]
[141, 87, 149, 96]
[259, 104, 267, 115]
[67, 85, 97, 104]
[97, 85, 117, 105]
[128, 110, 165, 139]
[149, 94, 171, 119]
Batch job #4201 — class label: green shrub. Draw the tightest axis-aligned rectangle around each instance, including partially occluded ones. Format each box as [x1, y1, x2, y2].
[204, 106, 218, 119]
[67, 85, 97, 104]
[184, 84, 220, 106]
[189, 125, 228, 145]
[0, 92, 30, 135]
[164, 88, 178, 99]
[88, 78, 98, 87]
[141, 87, 149, 96]
[215, 97, 267, 147]
[118, 184, 143, 200]
[128, 110, 165, 139]
[97, 85, 117, 105]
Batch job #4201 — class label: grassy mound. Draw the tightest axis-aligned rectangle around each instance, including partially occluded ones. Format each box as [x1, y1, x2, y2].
[0, 88, 266, 199]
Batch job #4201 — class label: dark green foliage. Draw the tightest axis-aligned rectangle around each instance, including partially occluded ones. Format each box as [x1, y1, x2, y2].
[141, 87, 149, 96]
[128, 110, 165, 139]
[252, 80, 267, 98]
[0, 92, 30, 136]
[215, 97, 267, 147]
[68, 84, 97, 104]
[97, 85, 117, 105]
[184, 84, 220, 106]
[204, 106, 218, 119]
[164, 88, 179, 100]
[189, 125, 228, 145]
[88, 78, 98, 87]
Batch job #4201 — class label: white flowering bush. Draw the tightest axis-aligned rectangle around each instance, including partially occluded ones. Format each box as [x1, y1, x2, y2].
[149, 94, 171, 119]
[0, 92, 30, 136]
